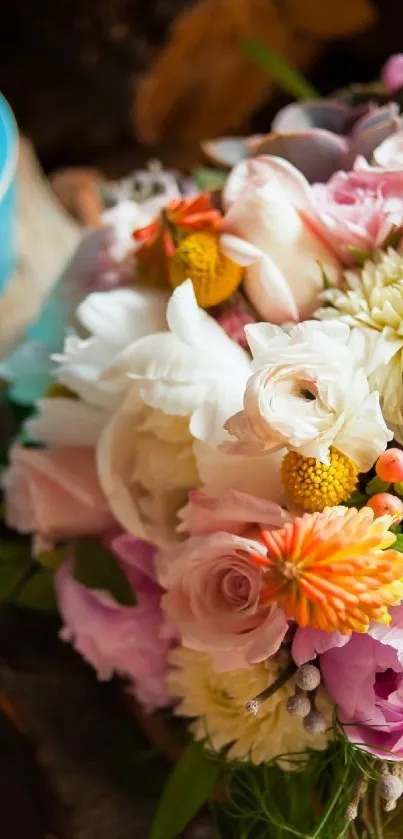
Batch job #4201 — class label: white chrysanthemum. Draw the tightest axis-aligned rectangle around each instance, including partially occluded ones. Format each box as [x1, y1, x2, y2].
[316, 248, 403, 333]
[316, 249, 403, 442]
[168, 647, 333, 767]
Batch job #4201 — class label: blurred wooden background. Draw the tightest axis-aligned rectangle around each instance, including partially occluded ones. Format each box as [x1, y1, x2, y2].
[1, 0, 402, 175]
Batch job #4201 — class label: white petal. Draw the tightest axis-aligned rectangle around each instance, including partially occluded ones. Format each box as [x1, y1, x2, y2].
[53, 335, 125, 410]
[243, 255, 299, 324]
[194, 439, 285, 505]
[77, 287, 168, 347]
[26, 398, 108, 447]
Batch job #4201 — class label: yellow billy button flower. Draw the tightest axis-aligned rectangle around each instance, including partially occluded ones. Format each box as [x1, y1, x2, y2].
[281, 447, 358, 513]
[252, 506, 403, 634]
[169, 231, 243, 307]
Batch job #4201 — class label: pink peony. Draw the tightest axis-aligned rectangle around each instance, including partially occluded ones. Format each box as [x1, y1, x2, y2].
[158, 490, 289, 671]
[310, 157, 403, 262]
[3, 445, 114, 551]
[319, 606, 403, 759]
[55, 534, 176, 711]
[382, 54, 403, 94]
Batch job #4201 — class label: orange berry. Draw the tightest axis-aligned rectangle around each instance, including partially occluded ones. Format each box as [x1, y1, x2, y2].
[366, 493, 403, 522]
[376, 449, 403, 483]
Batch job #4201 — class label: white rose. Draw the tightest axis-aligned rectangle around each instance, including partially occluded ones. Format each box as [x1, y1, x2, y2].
[97, 281, 252, 545]
[224, 320, 392, 471]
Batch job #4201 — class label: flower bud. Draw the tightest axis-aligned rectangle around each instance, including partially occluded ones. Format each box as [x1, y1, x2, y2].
[303, 710, 327, 735]
[379, 774, 403, 801]
[286, 692, 311, 717]
[366, 493, 403, 522]
[376, 449, 403, 483]
[295, 664, 321, 692]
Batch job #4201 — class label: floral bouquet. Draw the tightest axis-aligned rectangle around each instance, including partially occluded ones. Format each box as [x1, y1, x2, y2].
[5, 53, 403, 839]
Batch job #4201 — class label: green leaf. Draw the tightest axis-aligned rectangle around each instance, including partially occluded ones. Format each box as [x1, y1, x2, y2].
[348, 246, 373, 266]
[365, 475, 390, 496]
[74, 538, 136, 606]
[0, 556, 31, 601]
[36, 546, 65, 571]
[16, 568, 58, 612]
[243, 39, 318, 101]
[382, 225, 403, 250]
[150, 741, 219, 839]
[393, 533, 403, 553]
[192, 167, 227, 191]
[394, 481, 403, 496]
[345, 491, 367, 508]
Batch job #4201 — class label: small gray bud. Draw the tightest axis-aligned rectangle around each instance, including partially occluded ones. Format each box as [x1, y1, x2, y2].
[295, 664, 321, 692]
[286, 692, 311, 718]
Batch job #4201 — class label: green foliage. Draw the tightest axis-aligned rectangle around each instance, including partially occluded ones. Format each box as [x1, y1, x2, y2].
[16, 567, 58, 612]
[0, 541, 31, 601]
[365, 476, 390, 496]
[209, 738, 394, 839]
[74, 537, 136, 606]
[393, 532, 403, 553]
[348, 247, 373, 266]
[192, 167, 228, 191]
[243, 40, 318, 101]
[150, 740, 220, 839]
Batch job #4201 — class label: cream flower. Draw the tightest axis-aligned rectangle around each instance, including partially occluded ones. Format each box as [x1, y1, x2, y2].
[26, 287, 170, 449]
[97, 281, 252, 545]
[224, 320, 392, 471]
[221, 156, 341, 324]
[316, 249, 403, 442]
[168, 647, 332, 766]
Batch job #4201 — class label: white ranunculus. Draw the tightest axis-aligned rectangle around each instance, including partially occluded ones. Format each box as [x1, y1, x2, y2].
[224, 320, 392, 471]
[97, 281, 252, 545]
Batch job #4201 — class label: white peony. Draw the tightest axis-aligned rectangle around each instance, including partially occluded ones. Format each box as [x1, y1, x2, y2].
[96, 280, 252, 545]
[224, 320, 392, 471]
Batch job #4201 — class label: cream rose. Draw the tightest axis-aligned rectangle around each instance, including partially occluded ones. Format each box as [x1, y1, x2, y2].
[224, 320, 392, 471]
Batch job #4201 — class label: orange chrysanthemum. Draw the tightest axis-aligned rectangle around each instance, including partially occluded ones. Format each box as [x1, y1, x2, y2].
[252, 506, 403, 635]
[133, 194, 222, 285]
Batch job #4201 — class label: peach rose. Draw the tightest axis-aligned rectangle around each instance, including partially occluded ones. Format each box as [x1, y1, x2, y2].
[3, 445, 114, 551]
[157, 490, 289, 670]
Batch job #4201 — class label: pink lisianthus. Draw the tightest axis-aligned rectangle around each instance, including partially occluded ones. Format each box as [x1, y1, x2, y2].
[3, 445, 115, 552]
[317, 607, 403, 760]
[311, 157, 403, 262]
[158, 490, 290, 671]
[55, 534, 176, 712]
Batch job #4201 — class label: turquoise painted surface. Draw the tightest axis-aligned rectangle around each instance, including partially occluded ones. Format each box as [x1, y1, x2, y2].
[0, 92, 18, 292]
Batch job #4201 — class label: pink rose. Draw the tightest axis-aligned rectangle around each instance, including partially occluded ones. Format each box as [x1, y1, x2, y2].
[382, 54, 403, 94]
[158, 490, 289, 671]
[319, 606, 403, 760]
[3, 445, 114, 551]
[55, 534, 176, 711]
[311, 157, 403, 262]
[220, 156, 341, 324]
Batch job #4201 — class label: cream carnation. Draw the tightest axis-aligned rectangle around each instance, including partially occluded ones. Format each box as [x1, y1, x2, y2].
[316, 249, 403, 442]
[168, 647, 332, 765]
[224, 320, 391, 471]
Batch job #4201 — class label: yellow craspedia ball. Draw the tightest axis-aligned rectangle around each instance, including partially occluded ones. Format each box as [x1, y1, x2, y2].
[169, 231, 243, 307]
[281, 447, 358, 513]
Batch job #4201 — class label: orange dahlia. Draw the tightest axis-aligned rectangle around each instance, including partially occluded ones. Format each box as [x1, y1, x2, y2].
[133, 194, 222, 285]
[252, 507, 403, 635]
